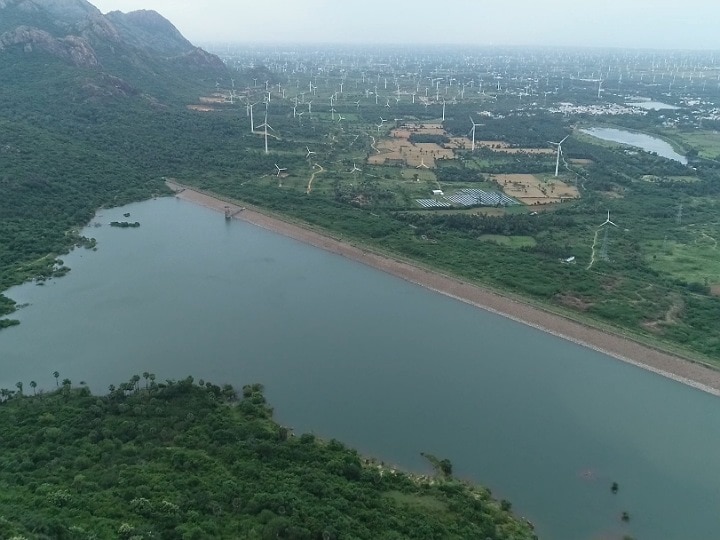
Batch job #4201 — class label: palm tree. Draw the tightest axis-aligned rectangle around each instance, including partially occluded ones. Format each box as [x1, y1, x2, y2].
[15, 382, 23, 395]
[53, 371, 59, 387]
[62, 378, 71, 387]
[30, 381, 37, 395]
[131, 374, 141, 392]
[142, 372, 150, 389]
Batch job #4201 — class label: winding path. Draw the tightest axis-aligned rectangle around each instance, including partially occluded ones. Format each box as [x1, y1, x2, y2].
[306, 163, 324, 194]
[587, 228, 601, 269]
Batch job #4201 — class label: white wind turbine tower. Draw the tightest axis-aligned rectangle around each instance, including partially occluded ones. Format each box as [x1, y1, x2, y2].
[548, 135, 570, 177]
[256, 106, 274, 155]
[274, 164, 287, 177]
[305, 146, 316, 159]
[249, 101, 260, 133]
[469, 117, 482, 152]
[442, 99, 446, 121]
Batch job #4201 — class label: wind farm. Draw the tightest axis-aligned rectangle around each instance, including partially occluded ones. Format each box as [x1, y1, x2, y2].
[176, 42, 720, 371]
[3, 3, 720, 540]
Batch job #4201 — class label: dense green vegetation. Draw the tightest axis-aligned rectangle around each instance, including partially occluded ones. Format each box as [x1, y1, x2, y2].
[0, 377, 536, 539]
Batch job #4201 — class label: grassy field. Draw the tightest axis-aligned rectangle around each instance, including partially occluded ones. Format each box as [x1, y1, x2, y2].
[646, 236, 720, 286]
[478, 234, 538, 248]
[663, 129, 720, 160]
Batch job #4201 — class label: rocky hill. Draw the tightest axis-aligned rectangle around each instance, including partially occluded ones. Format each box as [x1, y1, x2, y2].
[0, 0, 226, 97]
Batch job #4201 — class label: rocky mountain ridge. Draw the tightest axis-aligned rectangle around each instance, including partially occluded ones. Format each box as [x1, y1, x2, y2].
[0, 0, 224, 75]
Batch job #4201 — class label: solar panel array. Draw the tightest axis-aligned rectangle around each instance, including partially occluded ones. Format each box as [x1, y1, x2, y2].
[417, 190, 518, 208]
[415, 199, 452, 208]
[456, 189, 519, 206]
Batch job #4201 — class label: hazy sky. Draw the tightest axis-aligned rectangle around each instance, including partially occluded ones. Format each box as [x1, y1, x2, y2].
[90, 0, 720, 50]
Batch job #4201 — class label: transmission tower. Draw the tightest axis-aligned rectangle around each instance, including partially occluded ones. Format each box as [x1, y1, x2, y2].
[599, 226, 610, 261]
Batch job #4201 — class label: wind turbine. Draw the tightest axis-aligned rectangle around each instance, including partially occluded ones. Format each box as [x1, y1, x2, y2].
[548, 135, 570, 177]
[598, 211, 617, 262]
[350, 162, 362, 180]
[274, 164, 287, 177]
[416, 158, 429, 169]
[305, 146, 316, 159]
[256, 106, 274, 155]
[469, 117, 482, 152]
[600, 210, 618, 228]
[249, 101, 260, 133]
[442, 99, 446, 121]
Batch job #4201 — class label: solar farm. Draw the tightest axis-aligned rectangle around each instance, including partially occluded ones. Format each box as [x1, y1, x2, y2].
[417, 189, 519, 208]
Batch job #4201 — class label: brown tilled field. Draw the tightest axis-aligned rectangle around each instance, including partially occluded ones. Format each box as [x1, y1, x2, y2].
[495, 174, 580, 205]
[367, 123, 456, 168]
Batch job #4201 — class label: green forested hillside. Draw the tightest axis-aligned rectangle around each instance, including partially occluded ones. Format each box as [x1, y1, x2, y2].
[0, 379, 536, 539]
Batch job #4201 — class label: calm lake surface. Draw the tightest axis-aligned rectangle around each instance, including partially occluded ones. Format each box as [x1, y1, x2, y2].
[626, 100, 680, 111]
[2, 197, 719, 540]
[582, 126, 688, 164]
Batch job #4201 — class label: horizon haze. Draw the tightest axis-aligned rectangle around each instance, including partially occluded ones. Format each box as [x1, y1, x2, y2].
[90, 0, 720, 51]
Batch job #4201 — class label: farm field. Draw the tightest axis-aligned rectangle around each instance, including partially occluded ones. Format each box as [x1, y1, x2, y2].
[494, 173, 580, 205]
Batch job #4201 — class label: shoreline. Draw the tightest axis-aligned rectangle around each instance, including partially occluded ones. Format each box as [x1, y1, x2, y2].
[166, 180, 720, 397]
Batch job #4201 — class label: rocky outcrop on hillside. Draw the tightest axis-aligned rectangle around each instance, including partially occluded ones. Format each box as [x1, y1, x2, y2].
[0, 0, 227, 101]
[0, 25, 99, 67]
[0, 0, 225, 72]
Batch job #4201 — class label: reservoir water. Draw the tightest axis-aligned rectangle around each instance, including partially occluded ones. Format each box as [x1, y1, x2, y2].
[625, 100, 680, 111]
[2, 197, 719, 540]
[581, 126, 688, 164]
